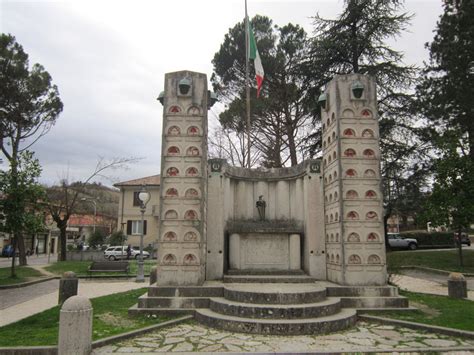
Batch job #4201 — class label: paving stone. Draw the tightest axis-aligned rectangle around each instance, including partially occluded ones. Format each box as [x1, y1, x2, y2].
[199, 344, 224, 352]
[166, 328, 191, 337]
[172, 342, 194, 352]
[153, 344, 173, 352]
[207, 332, 229, 340]
[233, 333, 252, 340]
[251, 344, 273, 352]
[375, 338, 400, 346]
[424, 338, 459, 347]
[116, 347, 142, 352]
[225, 344, 244, 352]
[221, 337, 246, 346]
[186, 330, 208, 337]
[404, 341, 429, 347]
[135, 341, 157, 347]
[371, 328, 404, 340]
[244, 340, 264, 347]
[163, 337, 185, 345]
[377, 325, 396, 330]
[347, 337, 376, 346]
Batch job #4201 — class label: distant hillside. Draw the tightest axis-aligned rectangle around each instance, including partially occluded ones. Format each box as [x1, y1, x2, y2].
[65, 182, 119, 218]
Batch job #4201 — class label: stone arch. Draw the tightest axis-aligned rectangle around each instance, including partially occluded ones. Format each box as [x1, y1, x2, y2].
[331, 254, 335, 263]
[334, 191, 338, 201]
[329, 193, 333, 202]
[334, 171, 338, 179]
[330, 233, 334, 242]
[164, 210, 178, 219]
[328, 155, 332, 164]
[322, 123, 326, 131]
[184, 231, 199, 241]
[186, 146, 200, 156]
[363, 149, 375, 159]
[187, 126, 200, 136]
[335, 212, 339, 221]
[331, 113, 336, 123]
[325, 195, 328, 203]
[346, 190, 359, 199]
[361, 109, 373, 118]
[185, 167, 199, 177]
[165, 188, 179, 198]
[348, 254, 362, 264]
[348, 232, 360, 242]
[333, 151, 337, 160]
[168, 105, 182, 113]
[332, 131, 336, 141]
[342, 108, 355, 118]
[335, 233, 340, 242]
[326, 233, 329, 242]
[343, 128, 356, 137]
[323, 140, 326, 149]
[336, 254, 340, 264]
[347, 211, 359, 220]
[324, 177, 328, 185]
[163, 231, 177, 241]
[183, 253, 199, 265]
[323, 159, 327, 167]
[362, 129, 375, 138]
[368, 254, 381, 264]
[166, 167, 179, 177]
[366, 211, 378, 220]
[367, 232, 379, 242]
[326, 118, 330, 127]
[365, 190, 377, 199]
[167, 146, 180, 156]
[328, 173, 332, 183]
[346, 168, 357, 177]
[325, 215, 329, 223]
[364, 169, 376, 178]
[185, 188, 199, 198]
[162, 253, 177, 265]
[167, 125, 181, 136]
[187, 105, 201, 115]
[184, 209, 198, 220]
[344, 148, 356, 157]
[330, 214, 334, 222]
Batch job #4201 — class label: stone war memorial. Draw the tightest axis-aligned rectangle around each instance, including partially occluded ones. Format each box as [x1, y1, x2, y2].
[130, 70, 408, 335]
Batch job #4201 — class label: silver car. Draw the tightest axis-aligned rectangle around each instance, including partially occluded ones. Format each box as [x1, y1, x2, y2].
[387, 233, 418, 250]
[103, 246, 150, 260]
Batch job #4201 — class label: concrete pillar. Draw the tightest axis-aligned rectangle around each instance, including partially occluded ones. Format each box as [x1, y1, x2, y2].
[289, 234, 301, 270]
[448, 272, 467, 298]
[58, 271, 78, 305]
[58, 295, 93, 355]
[229, 233, 240, 269]
[150, 266, 158, 285]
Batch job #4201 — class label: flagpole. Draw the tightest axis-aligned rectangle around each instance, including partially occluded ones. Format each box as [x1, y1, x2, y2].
[245, 0, 251, 169]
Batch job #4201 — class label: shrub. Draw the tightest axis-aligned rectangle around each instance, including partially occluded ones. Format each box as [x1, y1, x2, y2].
[400, 231, 454, 247]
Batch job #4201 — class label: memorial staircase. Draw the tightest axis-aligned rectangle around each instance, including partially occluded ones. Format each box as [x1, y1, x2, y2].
[130, 272, 409, 335]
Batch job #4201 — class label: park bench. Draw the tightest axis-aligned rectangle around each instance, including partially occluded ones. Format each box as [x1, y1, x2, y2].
[88, 261, 129, 276]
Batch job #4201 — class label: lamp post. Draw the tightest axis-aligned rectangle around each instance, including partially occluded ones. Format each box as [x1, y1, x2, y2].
[81, 198, 97, 235]
[136, 185, 150, 282]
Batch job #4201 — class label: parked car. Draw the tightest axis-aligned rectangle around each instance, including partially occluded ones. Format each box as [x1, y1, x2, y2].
[387, 233, 418, 250]
[454, 232, 471, 247]
[1, 245, 14, 257]
[103, 246, 150, 261]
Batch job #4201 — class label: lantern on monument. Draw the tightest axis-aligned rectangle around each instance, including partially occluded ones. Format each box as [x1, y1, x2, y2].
[318, 92, 328, 110]
[178, 78, 191, 96]
[157, 91, 165, 105]
[351, 80, 364, 99]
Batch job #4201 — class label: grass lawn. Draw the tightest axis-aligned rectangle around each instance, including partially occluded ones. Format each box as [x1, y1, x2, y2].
[368, 290, 474, 331]
[0, 288, 172, 347]
[387, 249, 474, 274]
[44, 259, 156, 277]
[0, 266, 45, 286]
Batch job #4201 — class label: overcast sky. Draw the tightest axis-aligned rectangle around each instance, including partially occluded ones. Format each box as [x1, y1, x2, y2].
[1, 0, 443, 188]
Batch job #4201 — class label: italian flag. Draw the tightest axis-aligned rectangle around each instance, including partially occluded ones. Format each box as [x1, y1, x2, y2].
[248, 21, 264, 97]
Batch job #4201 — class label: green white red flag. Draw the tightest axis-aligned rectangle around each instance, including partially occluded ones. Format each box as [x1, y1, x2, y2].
[248, 20, 264, 97]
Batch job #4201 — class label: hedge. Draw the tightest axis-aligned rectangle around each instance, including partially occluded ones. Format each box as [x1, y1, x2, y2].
[399, 232, 455, 247]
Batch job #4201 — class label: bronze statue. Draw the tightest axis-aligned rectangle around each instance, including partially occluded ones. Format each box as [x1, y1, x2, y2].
[256, 195, 266, 220]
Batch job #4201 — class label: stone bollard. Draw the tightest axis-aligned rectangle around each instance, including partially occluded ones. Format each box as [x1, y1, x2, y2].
[150, 265, 158, 285]
[448, 272, 467, 298]
[58, 271, 78, 305]
[58, 295, 93, 355]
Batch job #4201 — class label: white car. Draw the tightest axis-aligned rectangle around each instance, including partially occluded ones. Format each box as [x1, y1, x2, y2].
[103, 246, 150, 260]
[387, 233, 418, 250]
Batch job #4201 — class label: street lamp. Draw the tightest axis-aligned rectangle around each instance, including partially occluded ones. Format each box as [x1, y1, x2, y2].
[136, 185, 150, 282]
[81, 198, 97, 234]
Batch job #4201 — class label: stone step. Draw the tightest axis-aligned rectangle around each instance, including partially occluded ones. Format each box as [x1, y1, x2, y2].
[147, 286, 223, 297]
[223, 275, 317, 284]
[340, 296, 409, 308]
[209, 297, 341, 319]
[138, 296, 210, 309]
[128, 304, 195, 317]
[326, 286, 399, 297]
[195, 308, 357, 335]
[227, 269, 305, 276]
[224, 283, 327, 304]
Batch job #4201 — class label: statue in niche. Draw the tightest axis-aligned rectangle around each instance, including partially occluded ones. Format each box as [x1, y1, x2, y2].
[256, 195, 266, 220]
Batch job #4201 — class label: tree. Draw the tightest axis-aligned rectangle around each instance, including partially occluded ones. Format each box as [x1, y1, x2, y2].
[0, 151, 45, 275]
[46, 157, 137, 261]
[211, 17, 316, 167]
[88, 229, 106, 250]
[306, 0, 427, 240]
[1, 33, 63, 263]
[108, 230, 127, 247]
[416, 0, 474, 266]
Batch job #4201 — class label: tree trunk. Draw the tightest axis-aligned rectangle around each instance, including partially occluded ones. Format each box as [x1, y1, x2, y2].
[457, 226, 464, 268]
[59, 225, 67, 261]
[10, 235, 17, 278]
[17, 234, 28, 266]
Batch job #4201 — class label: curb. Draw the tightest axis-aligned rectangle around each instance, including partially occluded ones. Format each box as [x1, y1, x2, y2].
[0, 276, 59, 290]
[398, 265, 474, 277]
[358, 314, 474, 339]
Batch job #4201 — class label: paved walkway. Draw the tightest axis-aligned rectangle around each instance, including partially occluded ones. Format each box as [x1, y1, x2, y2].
[92, 321, 474, 353]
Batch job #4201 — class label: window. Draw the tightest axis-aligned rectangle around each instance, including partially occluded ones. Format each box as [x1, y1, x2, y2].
[127, 220, 147, 235]
[133, 191, 141, 206]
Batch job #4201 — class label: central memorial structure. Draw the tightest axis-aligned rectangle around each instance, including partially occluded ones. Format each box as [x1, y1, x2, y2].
[131, 70, 406, 334]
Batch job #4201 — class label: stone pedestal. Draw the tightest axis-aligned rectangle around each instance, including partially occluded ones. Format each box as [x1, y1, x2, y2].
[289, 234, 301, 270]
[58, 271, 78, 305]
[448, 272, 467, 298]
[229, 233, 241, 269]
[58, 295, 92, 355]
[150, 266, 158, 285]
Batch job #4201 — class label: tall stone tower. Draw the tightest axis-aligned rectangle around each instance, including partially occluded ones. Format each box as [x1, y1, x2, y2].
[322, 74, 387, 285]
[156, 71, 208, 285]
